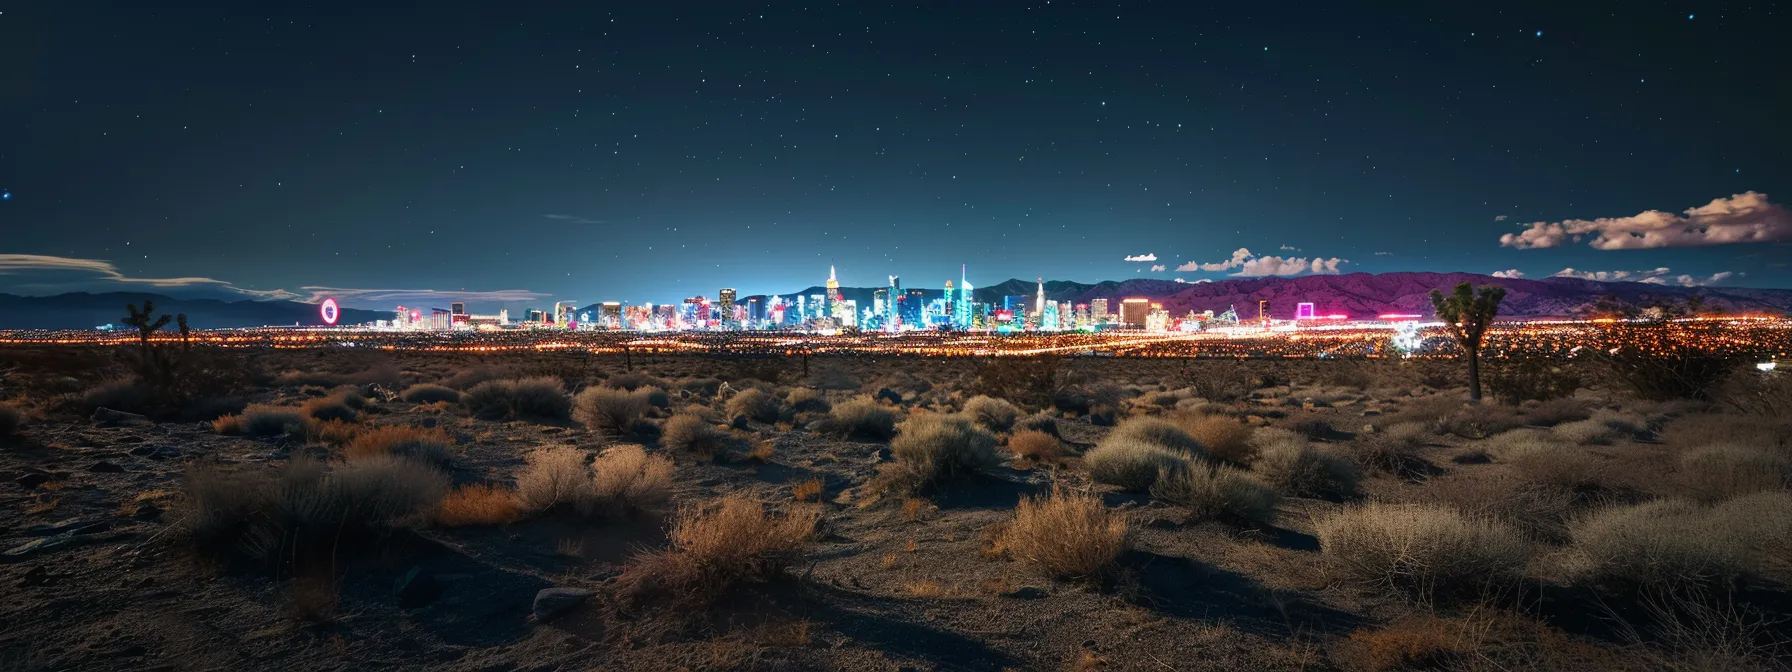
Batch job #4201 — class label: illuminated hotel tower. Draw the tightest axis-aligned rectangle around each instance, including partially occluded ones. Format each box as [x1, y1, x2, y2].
[887, 275, 901, 330]
[954, 265, 974, 330]
[1033, 278, 1046, 328]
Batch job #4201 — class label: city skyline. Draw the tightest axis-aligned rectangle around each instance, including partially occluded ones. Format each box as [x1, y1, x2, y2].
[3, 3, 1789, 308]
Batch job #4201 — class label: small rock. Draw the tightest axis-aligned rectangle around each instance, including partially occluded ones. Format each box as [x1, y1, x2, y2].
[1001, 586, 1048, 600]
[87, 461, 126, 474]
[90, 407, 150, 426]
[729, 415, 749, 430]
[1361, 409, 1382, 417]
[1360, 424, 1377, 434]
[1244, 415, 1268, 426]
[874, 387, 903, 405]
[532, 587, 595, 622]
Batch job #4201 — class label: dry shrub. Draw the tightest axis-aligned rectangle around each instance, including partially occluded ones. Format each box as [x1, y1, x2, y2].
[572, 386, 650, 435]
[1563, 495, 1792, 592]
[878, 414, 1001, 493]
[1085, 437, 1192, 492]
[1353, 421, 1430, 474]
[1251, 428, 1359, 499]
[516, 446, 593, 513]
[399, 383, 460, 404]
[585, 444, 675, 517]
[1519, 397, 1591, 427]
[606, 372, 668, 392]
[1501, 438, 1612, 496]
[785, 387, 830, 413]
[1662, 413, 1792, 454]
[813, 397, 898, 441]
[1552, 409, 1648, 445]
[1014, 413, 1060, 437]
[1410, 473, 1578, 543]
[463, 377, 570, 422]
[661, 413, 731, 458]
[436, 483, 522, 526]
[726, 388, 783, 424]
[1675, 445, 1792, 503]
[1007, 429, 1063, 464]
[1002, 488, 1128, 579]
[1150, 463, 1280, 525]
[1336, 617, 1472, 672]
[1315, 502, 1532, 602]
[1174, 413, 1256, 465]
[1438, 403, 1521, 439]
[0, 403, 22, 437]
[791, 477, 824, 502]
[1106, 417, 1210, 459]
[214, 404, 307, 436]
[179, 456, 449, 560]
[300, 393, 360, 423]
[615, 494, 817, 609]
[962, 395, 1021, 431]
[307, 418, 361, 445]
[972, 355, 1064, 409]
[344, 424, 455, 468]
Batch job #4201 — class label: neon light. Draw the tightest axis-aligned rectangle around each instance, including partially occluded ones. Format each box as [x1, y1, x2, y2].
[1295, 302, 1315, 320]
[1323, 314, 1349, 320]
[320, 298, 340, 325]
[1377, 313, 1423, 320]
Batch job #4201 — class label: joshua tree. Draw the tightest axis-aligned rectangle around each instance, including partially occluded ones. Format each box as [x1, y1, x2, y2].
[123, 300, 174, 347]
[1430, 282, 1507, 403]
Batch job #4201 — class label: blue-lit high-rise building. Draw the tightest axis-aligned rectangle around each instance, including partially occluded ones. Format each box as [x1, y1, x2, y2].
[954, 265, 974, 330]
[887, 275, 901, 331]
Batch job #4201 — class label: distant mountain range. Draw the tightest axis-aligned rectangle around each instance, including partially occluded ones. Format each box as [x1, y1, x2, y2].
[0, 292, 387, 330]
[3, 273, 1789, 330]
[734, 272, 1792, 320]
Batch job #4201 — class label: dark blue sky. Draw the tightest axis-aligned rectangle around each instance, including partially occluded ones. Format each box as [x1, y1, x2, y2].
[2, 1, 1788, 310]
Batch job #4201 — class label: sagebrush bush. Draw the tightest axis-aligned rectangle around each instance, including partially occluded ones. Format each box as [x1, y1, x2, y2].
[1437, 403, 1521, 439]
[317, 455, 453, 531]
[1564, 499, 1757, 592]
[1518, 397, 1590, 427]
[1354, 421, 1429, 474]
[1552, 409, 1648, 445]
[573, 386, 650, 436]
[961, 395, 1021, 432]
[813, 397, 898, 440]
[1676, 444, 1792, 503]
[1501, 438, 1610, 495]
[879, 414, 1001, 493]
[463, 377, 572, 422]
[1250, 429, 1359, 498]
[1003, 488, 1129, 579]
[726, 388, 783, 424]
[300, 393, 359, 423]
[1315, 502, 1533, 602]
[180, 456, 448, 559]
[1106, 417, 1210, 460]
[1151, 463, 1280, 525]
[213, 404, 308, 436]
[1085, 437, 1193, 492]
[1175, 413, 1256, 465]
[399, 383, 460, 404]
[661, 413, 731, 457]
[584, 444, 675, 518]
[516, 446, 593, 513]
[785, 387, 830, 413]
[615, 494, 817, 609]
[436, 483, 521, 526]
[344, 425, 456, 469]
[0, 403, 23, 437]
[1013, 413, 1060, 437]
[1006, 429, 1063, 464]
[606, 372, 668, 392]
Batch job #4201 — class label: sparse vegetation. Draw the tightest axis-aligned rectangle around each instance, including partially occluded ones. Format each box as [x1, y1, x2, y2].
[661, 413, 732, 457]
[1316, 502, 1532, 602]
[1250, 428, 1359, 498]
[1001, 488, 1128, 579]
[961, 395, 1020, 432]
[344, 424, 456, 469]
[812, 396, 898, 440]
[615, 493, 818, 609]
[514, 444, 673, 518]
[213, 404, 307, 436]
[1150, 463, 1281, 525]
[399, 383, 461, 404]
[726, 387, 783, 424]
[436, 483, 522, 526]
[1006, 429, 1063, 464]
[463, 377, 572, 422]
[572, 385, 650, 435]
[878, 413, 1001, 493]
[1174, 413, 1256, 465]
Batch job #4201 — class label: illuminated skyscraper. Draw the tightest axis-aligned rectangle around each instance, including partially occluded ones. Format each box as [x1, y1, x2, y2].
[943, 279, 955, 327]
[1033, 278, 1046, 328]
[954, 265, 973, 330]
[1120, 298, 1151, 327]
[887, 275, 901, 331]
[826, 266, 841, 307]
[1091, 298, 1110, 324]
[718, 288, 737, 326]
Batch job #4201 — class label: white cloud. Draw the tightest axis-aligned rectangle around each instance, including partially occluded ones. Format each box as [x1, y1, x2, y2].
[1501, 192, 1791, 250]
[1549, 267, 1673, 282]
[1494, 215, 1509, 222]
[296, 286, 550, 307]
[1373, 251, 1393, 256]
[1639, 271, 1735, 287]
[0, 254, 300, 300]
[1181, 248, 1346, 276]
[1174, 278, 1187, 283]
[1124, 253, 1158, 262]
[1491, 269, 1525, 279]
[1150, 264, 1166, 272]
[1279, 244, 1300, 251]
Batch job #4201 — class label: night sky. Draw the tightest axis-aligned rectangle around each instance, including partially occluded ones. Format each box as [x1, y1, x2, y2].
[3, 1, 1789, 311]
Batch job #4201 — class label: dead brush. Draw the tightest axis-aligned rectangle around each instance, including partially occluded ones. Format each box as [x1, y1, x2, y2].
[344, 425, 456, 469]
[435, 483, 522, 526]
[613, 494, 818, 611]
[1001, 487, 1129, 579]
[1006, 429, 1064, 465]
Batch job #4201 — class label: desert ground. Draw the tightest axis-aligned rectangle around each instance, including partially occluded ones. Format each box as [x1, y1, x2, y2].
[0, 343, 1788, 671]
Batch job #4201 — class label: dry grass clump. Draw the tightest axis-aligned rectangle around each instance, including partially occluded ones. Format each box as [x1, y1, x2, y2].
[605, 372, 668, 392]
[1106, 417, 1210, 459]
[1151, 463, 1280, 525]
[180, 456, 449, 558]
[878, 414, 1001, 493]
[1001, 488, 1128, 579]
[435, 483, 522, 526]
[1352, 421, 1429, 474]
[615, 494, 818, 609]
[812, 397, 898, 441]
[961, 395, 1021, 432]
[1315, 502, 1533, 602]
[1562, 494, 1792, 592]
[1551, 409, 1648, 445]
[1174, 413, 1256, 465]
[1408, 473, 1577, 543]
[0, 403, 23, 437]
[1437, 403, 1522, 439]
[1499, 437, 1611, 495]
[726, 387, 783, 424]
[572, 386, 650, 436]
[1006, 429, 1064, 465]
[344, 425, 456, 469]
[1519, 397, 1591, 427]
[784, 387, 830, 413]
[515, 444, 674, 519]
[463, 377, 572, 422]
[1250, 428, 1359, 499]
[213, 404, 308, 436]
[1013, 413, 1060, 437]
[1085, 437, 1195, 493]
[1676, 444, 1792, 504]
[661, 413, 732, 458]
[399, 383, 461, 404]
[300, 392, 361, 423]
